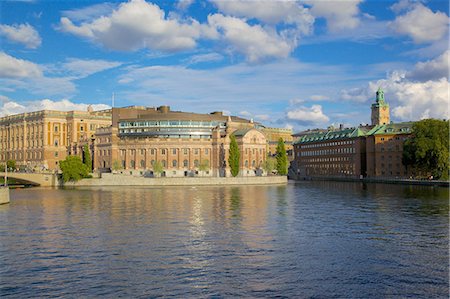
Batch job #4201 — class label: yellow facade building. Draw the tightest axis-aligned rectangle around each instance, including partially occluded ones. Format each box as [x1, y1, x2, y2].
[0, 107, 111, 170]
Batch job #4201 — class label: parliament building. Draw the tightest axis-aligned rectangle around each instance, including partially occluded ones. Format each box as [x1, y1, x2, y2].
[0, 105, 292, 177]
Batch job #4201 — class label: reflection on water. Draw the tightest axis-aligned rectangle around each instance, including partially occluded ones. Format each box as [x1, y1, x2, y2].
[0, 182, 448, 298]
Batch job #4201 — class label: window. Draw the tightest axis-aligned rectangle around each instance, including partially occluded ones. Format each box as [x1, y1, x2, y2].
[205, 148, 209, 155]
[151, 149, 155, 155]
[140, 149, 145, 155]
[252, 160, 255, 167]
[161, 149, 166, 155]
[140, 160, 145, 168]
[54, 140, 58, 146]
[194, 159, 199, 167]
[172, 160, 177, 167]
[54, 126, 58, 132]
[245, 160, 248, 167]
[122, 160, 126, 168]
[130, 160, 135, 168]
[172, 148, 177, 155]
[55, 152, 58, 157]
[162, 160, 166, 167]
[194, 149, 199, 155]
[183, 148, 188, 155]
[183, 159, 188, 167]
[80, 126, 84, 131]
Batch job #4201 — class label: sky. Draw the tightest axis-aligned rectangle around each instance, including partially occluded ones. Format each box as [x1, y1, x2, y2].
[0, 0, 448, 132]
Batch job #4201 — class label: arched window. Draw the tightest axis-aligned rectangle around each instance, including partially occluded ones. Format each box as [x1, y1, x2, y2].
[140, 160, 145, 168]
[183, 159, 188, 167]
[172, 160, 177, 167]
[162, 160, 166, 167]
[130, 160, 135, 168]
[194, 159, 199, 167]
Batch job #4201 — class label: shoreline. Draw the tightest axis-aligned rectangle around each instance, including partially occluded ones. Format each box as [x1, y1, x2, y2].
[65, 174, 288, 187]
[292, 176, 449, 187]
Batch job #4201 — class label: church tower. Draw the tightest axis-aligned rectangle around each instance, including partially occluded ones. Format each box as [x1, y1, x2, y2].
[371, 87, 390, 126]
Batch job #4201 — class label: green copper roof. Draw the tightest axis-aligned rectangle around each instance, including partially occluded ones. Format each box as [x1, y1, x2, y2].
[232, 128, 253, 137]
[294, 122, 414, 145]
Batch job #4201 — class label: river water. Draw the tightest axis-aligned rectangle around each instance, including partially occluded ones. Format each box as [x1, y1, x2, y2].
[0, 181, 448, 298]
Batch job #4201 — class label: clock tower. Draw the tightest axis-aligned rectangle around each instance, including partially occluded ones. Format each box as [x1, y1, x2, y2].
[371, 88, 390, 126]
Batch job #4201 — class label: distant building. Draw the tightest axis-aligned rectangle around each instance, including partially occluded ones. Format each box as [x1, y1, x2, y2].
[0, 108, 111, 170]
[261, 127, 293, 160]
[293, 88, 414, 179]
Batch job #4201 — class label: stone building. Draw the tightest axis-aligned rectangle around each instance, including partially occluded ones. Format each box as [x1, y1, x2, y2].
[94, 106, 268, 177]
[293, 88, 414, 179]
[261, 127, 294, 160]
[0, 107, 111, 170]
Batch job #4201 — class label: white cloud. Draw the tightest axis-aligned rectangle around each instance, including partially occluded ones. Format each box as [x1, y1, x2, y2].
[176, 0, 194, 10]
[255, 114, 270, 121]
[211, 0, 314, 35]
[184, 52, 223, 65]
[287, 104, 329, 125]
[239, 110, 252, 117]
[389, 3, 449, 43]
[207, 14, 293, 62]
[340, 66, 449, 122]
[0, 98, 110, 117]
[62, 3, 117, 22]
[406, 50, 449, 81]
[310, 94, 329, 101]
[0, 23, 41, 49]
[0, 52, 42, 78]
[58, 0, 209, 52]
[62, 58, 122, 77]
[304, 0, 363, 32]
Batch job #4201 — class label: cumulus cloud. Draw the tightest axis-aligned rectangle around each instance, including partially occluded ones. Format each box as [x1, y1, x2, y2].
[211, 0, 314, 34]
[0, 23, 42, 49]
[287, 104, 329, 125]
[208, 14, 293, 62]
[304, 0, 363, 32]
[176, 0, 194, 10]
[406, 50, 449, 81]
[389, 3, 449, 43]
[58, 0, 210, 52]
[0, 52, 42, 78]
[340, 52, 450, 122]
[62, 3, 117, 22]
[0, 98, 110, 117]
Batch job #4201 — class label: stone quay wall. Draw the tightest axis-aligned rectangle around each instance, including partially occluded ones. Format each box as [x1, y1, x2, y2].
[0, 187, 10, 205]
[66, 173, 287, 187]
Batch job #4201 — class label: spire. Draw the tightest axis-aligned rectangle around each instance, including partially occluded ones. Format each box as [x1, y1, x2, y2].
[376, 87, 385, 103]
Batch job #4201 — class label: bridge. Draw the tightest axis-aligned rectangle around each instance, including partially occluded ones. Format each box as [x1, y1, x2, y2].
[0, 172, 59, 187]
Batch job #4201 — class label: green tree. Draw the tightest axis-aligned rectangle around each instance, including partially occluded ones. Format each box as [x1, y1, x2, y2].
[276, 138, 288, 175]
[152, 160, 164, 176]
[262, 156, 276, 175]
[228, 135, 240, 177]
[83, 144, 92, 171]
[402, 119, 449, 180]
[199, 159, 210, 176]
[112, 160, 122, 171]
[7, 160, 16, 171]
[60, 155, 89, 182]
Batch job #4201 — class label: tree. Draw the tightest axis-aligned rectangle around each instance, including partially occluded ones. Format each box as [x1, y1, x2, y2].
[7, 160, 16, 171]
[276, 138, 288, 175]
[199, 159, 210, 176]
[402, 119, 449, 180]
[228, 135, 240, 177]
[152, 160, 164, 176]
[112, 160, 122, 171]
[60, 155, 89, 182]
[262, 156, 276, 175]
[83, 144, 92, 171]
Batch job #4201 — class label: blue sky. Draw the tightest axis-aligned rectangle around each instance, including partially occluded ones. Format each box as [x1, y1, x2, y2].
[0, 0, 448, 132]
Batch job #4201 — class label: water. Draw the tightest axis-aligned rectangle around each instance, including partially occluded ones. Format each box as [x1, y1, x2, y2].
[0, 182, 448, 298]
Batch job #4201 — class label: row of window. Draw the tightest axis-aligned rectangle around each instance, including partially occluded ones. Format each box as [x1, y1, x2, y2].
[119, 148, 210, 156]
[122, 159, 208, 169]
[119, 120, 226, 128]
[301, 156, 351, 163]
[301, 140, 355, 148]
[299, 147, 355, 157]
